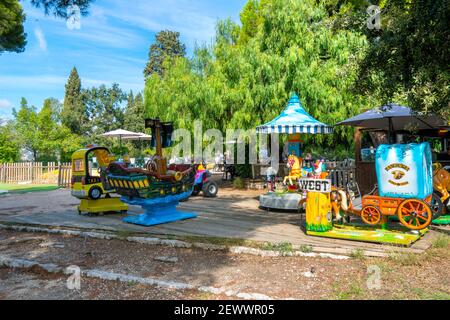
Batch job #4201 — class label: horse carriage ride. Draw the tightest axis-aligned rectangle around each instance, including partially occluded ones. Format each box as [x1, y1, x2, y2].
[331, 143, 435, 231]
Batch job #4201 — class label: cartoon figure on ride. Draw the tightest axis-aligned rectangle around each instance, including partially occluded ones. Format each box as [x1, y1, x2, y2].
[283, 154, 302, 185]
[331, 143, 434, 231]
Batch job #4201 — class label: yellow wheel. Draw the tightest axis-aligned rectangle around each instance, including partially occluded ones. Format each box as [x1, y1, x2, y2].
[360, 205, 382, 225]
[397, 199, 432, 230]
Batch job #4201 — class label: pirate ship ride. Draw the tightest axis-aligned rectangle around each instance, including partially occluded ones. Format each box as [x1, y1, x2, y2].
[105, 118, 197, 226]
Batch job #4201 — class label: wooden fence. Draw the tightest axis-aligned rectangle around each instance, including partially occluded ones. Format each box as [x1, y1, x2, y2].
[250, 160, 357, 190]
[325, 160, 356, 190]
[0, 162, 72, 188]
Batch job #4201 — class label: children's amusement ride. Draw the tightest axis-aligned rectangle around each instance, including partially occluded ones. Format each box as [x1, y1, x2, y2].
[104, 118, 197, 226]
[70, 119, 197, 225]
[331, 143, 434, 230]
[71, 145, 128, 215]
[257, 94, 334, 211]
[191, 164, 219, 197]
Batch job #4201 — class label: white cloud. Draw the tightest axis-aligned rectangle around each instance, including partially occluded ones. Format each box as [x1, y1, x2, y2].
[0, 99, 12, 109]
[93, 0, 220, 47]
[34, 28, 47, 51]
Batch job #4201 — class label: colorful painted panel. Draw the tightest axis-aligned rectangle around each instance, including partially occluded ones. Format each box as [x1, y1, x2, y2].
[375, 143, 433, 199]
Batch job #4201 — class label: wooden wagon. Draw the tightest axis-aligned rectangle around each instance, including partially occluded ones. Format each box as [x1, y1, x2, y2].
[358, 193, 433, 230]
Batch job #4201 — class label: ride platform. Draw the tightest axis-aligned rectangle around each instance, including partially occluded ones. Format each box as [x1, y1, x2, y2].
[306, 223, 427, 246]
[121, 190, 197, 227]
[432, 215, 450, 225]
[259, 192, 304, 211]
[78, 198, 128, 215]
[389, 214, 450, 226]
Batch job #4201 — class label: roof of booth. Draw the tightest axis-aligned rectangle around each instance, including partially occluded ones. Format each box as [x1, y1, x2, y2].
[256, 94, 333, 134]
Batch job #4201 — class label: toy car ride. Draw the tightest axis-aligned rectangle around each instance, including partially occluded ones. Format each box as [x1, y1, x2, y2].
[192, 164, 219, 197]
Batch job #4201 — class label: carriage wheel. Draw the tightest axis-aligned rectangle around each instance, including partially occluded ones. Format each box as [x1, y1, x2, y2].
[360, 205, 382, 225]
[397, 199, 432, 230]
[429, 193, 444, 220]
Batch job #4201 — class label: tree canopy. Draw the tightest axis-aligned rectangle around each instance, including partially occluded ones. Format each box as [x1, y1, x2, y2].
[0, 0, 27, 54]
[144, 30, 187, 79]
[357, 0, 450, 119]
[62, 67, 87, 135]
[1, 0, 93, 54]
[144, 0, 371, 156]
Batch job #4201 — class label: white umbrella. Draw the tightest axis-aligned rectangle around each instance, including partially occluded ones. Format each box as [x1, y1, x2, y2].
[122, 133, 152, 141]
[101, 129, 141, 152]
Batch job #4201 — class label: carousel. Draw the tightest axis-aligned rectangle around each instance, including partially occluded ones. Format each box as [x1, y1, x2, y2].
[256, 94, 333, 211]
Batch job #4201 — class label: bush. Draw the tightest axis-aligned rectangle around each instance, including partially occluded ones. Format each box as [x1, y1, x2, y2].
[233, 177, 246, 189]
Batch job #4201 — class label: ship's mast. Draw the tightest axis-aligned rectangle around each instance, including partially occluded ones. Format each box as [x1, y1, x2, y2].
[145, 118, 167, 175]
[154, 119, 167, 175]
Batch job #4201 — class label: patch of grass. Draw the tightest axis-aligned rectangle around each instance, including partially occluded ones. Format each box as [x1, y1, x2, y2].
[182, 235, 258, 248]
[299, 244, 313, 253]
[431, 235, 450, 249]
[388, 252, 421, 266]
[0, 183, 59, 194]
[115, 230, 135, 239]
[333, 281, 365, 300]
[127, 280, 139, 286]
[350, 249, 366, 260]
[232, 177, 246, 190]
[411, 288, 450, 300]
[262, 241, 293, 254]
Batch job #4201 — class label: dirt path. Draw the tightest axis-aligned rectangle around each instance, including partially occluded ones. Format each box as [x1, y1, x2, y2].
[0, 229, 449, 300]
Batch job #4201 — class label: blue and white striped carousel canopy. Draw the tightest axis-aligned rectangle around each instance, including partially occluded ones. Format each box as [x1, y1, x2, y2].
[256, 94, 333, 134]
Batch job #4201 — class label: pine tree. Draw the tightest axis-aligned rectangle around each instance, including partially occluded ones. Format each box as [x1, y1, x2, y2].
[143, 30, 186, 79]
[62, 67, 86, 135]
[0, 0, 27, 53]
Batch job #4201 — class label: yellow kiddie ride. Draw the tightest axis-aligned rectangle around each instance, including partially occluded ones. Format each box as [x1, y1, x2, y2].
[71, 145, 128, 215]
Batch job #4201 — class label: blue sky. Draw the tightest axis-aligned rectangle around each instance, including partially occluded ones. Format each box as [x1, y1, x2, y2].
[0, 0, 247, 119]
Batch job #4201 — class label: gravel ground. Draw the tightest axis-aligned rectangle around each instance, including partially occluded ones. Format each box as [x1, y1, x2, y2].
[0, 229, 449, 300]
[0, 268, 214, 300]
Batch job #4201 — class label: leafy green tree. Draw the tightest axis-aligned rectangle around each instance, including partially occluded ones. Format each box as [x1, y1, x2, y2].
[0, 121, 20, 162]
[357, 0, 449, 119]
[124, 91, 145, 133]
[82, 83, 126, 137]
[0, 0, 26, 54]
[144, 0, 370, 154]
[144, 30, 187, 79]
[62, 67, 87, 135]
[13, 98, 40, 160]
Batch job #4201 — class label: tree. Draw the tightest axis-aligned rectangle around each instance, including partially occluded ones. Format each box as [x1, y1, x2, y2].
[0, 121, 20, 163]
[124, 91, 145, 133]
[1, 1, 93, 54]
[0, 0, 27, 54]
[143, 30, 187, 79]
[38, 98, 83, 161]
[82, 83, 126, 137]
[13, 98, 40, 160]
[144, 0, 370, 155]
[62, 67, 87, 135]
[30, 0, 92, 18]
[357, 0, 450, 119]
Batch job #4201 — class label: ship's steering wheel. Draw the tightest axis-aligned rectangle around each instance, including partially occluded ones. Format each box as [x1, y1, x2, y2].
[145, 156, 157, 172]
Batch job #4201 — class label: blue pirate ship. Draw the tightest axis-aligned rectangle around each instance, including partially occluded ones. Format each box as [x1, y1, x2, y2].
[105, 119, 197, 226]
[106, 119, 195, 200]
